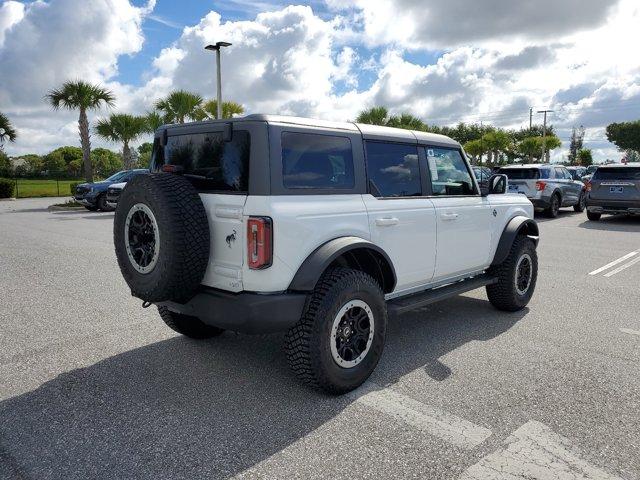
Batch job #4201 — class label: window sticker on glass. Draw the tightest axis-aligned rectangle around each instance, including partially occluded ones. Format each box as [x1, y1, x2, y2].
[427, 149, 435, 157]
[427, 155, 439, 180]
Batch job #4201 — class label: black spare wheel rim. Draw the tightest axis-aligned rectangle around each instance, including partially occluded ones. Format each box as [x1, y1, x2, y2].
[113, 173, 210, 303]
[515, 253, 533, 296]
[330, 300, 375, 368]
[125, 203, 160, 274]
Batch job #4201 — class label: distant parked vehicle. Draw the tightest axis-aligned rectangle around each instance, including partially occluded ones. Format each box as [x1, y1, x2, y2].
[566, 166, 587, 182]
[74, 169, 148, 211]
[106, 182, 126, 209]
[498, 164, 586, 218]
[585, 163, 640, 221]
[585, 165, 598, 176]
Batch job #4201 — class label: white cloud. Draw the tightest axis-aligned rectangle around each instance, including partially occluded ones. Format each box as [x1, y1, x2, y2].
[0, 0, 23, 47]
[1, 0, 638, 164]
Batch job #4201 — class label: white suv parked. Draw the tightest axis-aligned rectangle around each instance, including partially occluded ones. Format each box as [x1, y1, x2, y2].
[114, 115, 539, 394]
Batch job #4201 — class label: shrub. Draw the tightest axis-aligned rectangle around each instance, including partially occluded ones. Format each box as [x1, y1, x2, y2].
[0, 178, 16, 198]
[69, 181, 82, 195]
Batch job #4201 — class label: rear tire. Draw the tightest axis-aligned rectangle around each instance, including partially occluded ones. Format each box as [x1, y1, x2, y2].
[487, 236, 537, 312]
[545, 193, 560, 218]
[573, 192, 586, 212]
[285, 267, 387, 394]
[587, 211, 601, 221]
[158, 306, 224, 339]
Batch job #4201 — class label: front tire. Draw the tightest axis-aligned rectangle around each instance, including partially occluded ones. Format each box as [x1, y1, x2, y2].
[587, 211, 601, 221]
[158, 306, 224, 339]
[285, 267, 387, 394]
[97, 194, 111, 212]
[84, 205, 98, 212]
[486, 236, 538, 312]
[574, 192, 586, 212]
[545, 194, 560, 218]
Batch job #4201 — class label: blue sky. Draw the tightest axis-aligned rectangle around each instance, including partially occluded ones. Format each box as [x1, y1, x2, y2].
[1, 0, 638, 161]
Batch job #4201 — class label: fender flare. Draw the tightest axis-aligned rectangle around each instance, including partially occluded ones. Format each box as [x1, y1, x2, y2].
[288, 236, 397, 293]
[491, 216, 539, 266]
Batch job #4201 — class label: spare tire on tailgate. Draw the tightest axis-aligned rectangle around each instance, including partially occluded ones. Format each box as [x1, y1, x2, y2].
[114, 173, 210, 303]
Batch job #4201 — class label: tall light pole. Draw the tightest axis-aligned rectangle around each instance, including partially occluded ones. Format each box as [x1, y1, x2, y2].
[537, 109, 553, 162]
[205, 42, 232, 119]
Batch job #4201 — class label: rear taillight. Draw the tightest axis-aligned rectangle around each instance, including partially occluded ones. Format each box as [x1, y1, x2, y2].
[585, 181, 592, 192]
[247, 217, 273, 270]
[535, 181, 546, 191]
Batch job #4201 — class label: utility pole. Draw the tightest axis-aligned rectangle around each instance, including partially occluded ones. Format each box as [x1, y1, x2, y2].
[529, 107, 533, 130]
[537, 110, 553, 163]
[205, 42, 232, 119]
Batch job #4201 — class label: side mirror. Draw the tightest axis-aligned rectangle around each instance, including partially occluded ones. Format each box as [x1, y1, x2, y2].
[482, 174, 508, 196]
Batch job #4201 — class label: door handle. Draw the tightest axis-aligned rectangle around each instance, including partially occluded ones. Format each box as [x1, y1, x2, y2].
[441, 213, 459, 221]
[375, 217, 399, 227]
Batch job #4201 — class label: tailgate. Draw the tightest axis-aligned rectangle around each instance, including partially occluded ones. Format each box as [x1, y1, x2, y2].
[199, 194, 247, 292]
[590, 167, 640, 201]
[507, 179, 536, 197]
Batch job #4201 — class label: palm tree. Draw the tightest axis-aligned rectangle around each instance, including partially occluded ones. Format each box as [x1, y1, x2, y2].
[197, 100, 245, 120]
[154, 90, 203, 124]
[387, 113, 428, 131]
[47, 81, 115, 182]
[356, 106, 389, 126]
[0, 112, 17, 146]
[145, 111, 165, 133]
[95, 114, 152, 170]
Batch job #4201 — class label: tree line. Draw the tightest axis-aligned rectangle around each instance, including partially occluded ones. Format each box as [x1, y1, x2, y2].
[3, 83, 640, 181]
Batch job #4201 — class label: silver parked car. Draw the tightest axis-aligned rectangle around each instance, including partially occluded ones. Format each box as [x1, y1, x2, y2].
[498, 164, 586, 218]
[585, 163, 640, 221]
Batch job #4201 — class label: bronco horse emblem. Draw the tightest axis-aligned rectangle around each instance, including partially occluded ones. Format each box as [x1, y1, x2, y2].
[226, 230, 237, 248]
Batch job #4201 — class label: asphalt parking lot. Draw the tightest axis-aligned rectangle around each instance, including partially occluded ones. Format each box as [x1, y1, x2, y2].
[1, 197, 639, 480]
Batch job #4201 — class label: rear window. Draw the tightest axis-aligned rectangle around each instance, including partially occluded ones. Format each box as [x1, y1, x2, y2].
[282, 132, 354, 189]
[365, 142, 421, 197]
[593, 167, 640, 181]
[499, 168, 542, 180]
[152, 131, 250, 192]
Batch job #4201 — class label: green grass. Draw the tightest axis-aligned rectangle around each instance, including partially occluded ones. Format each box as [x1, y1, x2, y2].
[9, 179, 83, 198]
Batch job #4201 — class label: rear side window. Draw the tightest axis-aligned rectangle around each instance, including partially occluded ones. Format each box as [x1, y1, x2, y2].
[152, 131, 250, 192]
[593, 167, 640, 181]
[500, 168, 541, 180]
[282, 132, 354, 189]
[365, 142, 421, 197]
[426, 147, 475, 196]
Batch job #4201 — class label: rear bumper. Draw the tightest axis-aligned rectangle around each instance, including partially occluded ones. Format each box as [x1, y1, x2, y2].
[586, 198, 640, 215]
[157, 288, 308, 334]
[530, 198, 551, 209]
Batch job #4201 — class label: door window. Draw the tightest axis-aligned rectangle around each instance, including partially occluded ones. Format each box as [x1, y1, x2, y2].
[365, 142, 421, 197]
[426, 147, 476, 196]
[282, 132, 354, 189]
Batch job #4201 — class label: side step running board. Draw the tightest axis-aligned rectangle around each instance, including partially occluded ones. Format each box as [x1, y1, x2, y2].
[387, 274, 497, 316]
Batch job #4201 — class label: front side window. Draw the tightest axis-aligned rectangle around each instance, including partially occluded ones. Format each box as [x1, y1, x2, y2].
[426, 147, 476, 196]
[365, 142, 421, 197]
[281, 132, 355, 189]
[152, 130, 250, 192]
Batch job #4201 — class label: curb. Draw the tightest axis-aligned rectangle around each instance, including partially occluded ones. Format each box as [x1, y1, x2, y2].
[0, 198, 17, 202]
[48, 205, 86, 212]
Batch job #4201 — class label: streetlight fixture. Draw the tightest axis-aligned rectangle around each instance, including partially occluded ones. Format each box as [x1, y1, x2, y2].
[205, 41, 232, 120]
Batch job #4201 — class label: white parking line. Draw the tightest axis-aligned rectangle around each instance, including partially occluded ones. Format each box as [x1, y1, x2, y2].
[604, 255, 640, 277]
[620, 327, 640, 336]
[589, 251, 638, 275]
[459, 420, 623, 480]
[349, 384, 492, 449]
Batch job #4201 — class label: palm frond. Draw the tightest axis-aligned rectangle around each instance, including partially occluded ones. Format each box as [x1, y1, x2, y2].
[0, 112, 18, 142]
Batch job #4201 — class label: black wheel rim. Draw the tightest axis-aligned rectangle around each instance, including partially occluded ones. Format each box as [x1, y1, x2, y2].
[515, 254, 532, 295]
[125, 203, 160, 274]
[330, 300, 374, 368]
[552, 196, 559, 214]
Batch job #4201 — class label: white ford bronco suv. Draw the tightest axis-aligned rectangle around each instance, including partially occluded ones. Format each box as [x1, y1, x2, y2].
[114, 115, 539, 394]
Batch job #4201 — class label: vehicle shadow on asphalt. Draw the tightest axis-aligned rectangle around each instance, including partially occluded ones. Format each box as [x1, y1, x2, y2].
[577, 215, 640, 232]
[0, 296, 525, 479]
[533, 210, 583, 223]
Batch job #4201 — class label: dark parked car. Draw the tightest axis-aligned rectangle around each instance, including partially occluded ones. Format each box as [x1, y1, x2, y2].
[586, 163, 640, 220]
[566, 166, 587, 182]
[74, 169, 148, 211]
[472, 166, 492, 189]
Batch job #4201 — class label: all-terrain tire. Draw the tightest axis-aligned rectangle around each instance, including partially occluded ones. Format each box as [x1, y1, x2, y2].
[545, 193, 560, 218]
[285, 267, 387, 394]
[486, 236, 538, 312]
[158, 306, 224, 339]
[573, 191, 586, 212]
[114, 173, 210, 303]
[587, 211, 601, 221]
